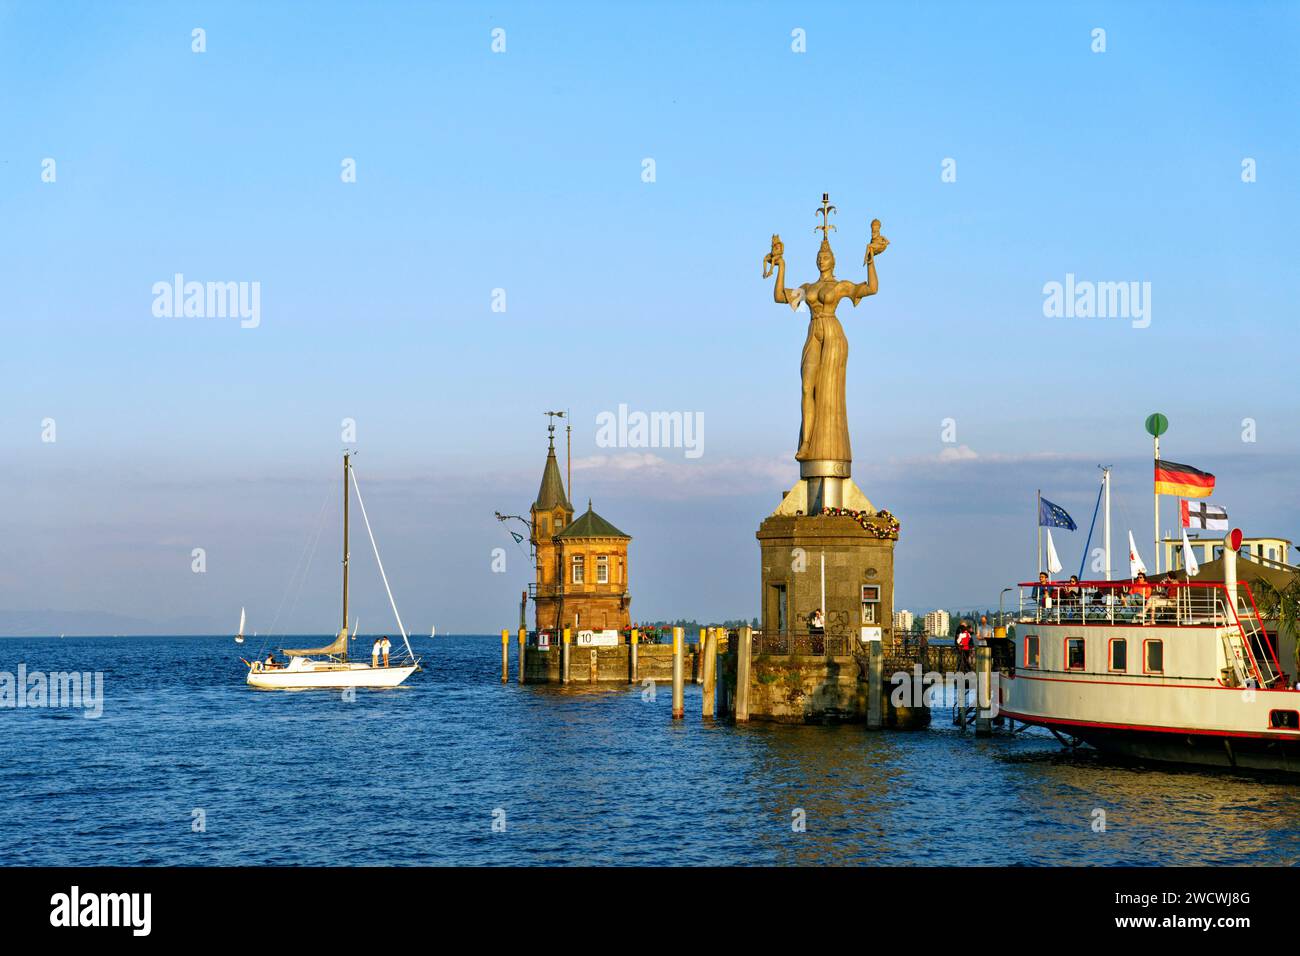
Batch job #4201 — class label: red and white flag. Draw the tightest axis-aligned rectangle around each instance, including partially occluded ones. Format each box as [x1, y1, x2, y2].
[1180, 500, 1228, 531]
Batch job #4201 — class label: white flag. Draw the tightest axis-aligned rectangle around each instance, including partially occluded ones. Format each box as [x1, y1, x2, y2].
[1127, 530, 1148, 578]
[1181, 528, 1200, 577]
[1046, 528, 1063, 575]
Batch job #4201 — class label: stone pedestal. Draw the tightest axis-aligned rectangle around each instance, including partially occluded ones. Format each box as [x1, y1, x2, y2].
[747, 478, 902, 723]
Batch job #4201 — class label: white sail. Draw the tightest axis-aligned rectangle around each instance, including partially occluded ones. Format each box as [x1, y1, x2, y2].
[238, 606, 246, 636]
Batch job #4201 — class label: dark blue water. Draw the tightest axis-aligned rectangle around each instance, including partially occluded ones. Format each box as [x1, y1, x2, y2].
[1, 636, 1297, 865]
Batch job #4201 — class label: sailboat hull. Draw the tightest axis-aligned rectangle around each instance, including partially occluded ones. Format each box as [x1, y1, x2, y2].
[247, 661, 416, 690]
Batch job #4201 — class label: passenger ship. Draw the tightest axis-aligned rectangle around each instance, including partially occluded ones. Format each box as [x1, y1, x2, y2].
[1000, 530, 1300, 773]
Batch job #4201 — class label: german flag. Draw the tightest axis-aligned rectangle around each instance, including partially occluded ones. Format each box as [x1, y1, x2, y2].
[1154, 459, 1215, 498]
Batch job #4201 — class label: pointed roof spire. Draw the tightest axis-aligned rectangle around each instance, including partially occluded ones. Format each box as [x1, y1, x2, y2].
[534, 435, 572, 513]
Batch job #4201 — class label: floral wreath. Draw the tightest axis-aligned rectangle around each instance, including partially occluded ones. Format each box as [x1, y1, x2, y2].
[818, 507, 900, 540]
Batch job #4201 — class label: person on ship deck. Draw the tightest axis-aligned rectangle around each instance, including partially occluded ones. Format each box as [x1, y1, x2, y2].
[1031, 572, 1057, 615]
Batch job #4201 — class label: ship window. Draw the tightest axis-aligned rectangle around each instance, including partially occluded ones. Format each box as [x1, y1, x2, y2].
[1269, 710, 1299, 729]
[1024, 635, 1040, 668]
[1144, 639, 1164, 674]
[571, 555, 584, 584]
[1109, 638, 1127, 672]
[596, 555, 609, 584]
[1066, 638, 1085, 671]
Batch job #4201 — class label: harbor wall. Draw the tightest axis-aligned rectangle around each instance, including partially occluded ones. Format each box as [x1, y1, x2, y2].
[523, 638, 730, 684]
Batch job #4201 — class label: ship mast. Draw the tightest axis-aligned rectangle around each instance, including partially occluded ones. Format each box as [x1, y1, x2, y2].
[342, 451, 350, 661]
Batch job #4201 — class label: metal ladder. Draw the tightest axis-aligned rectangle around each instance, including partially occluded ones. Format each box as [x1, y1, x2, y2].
[1220, 591, 1278, 688]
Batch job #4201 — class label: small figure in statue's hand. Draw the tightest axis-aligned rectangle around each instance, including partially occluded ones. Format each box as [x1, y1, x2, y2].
[864, 219, 889, 264]
[763, 234, 784, 278]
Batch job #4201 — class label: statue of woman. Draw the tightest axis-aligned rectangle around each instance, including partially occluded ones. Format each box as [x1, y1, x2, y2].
[766, 214, 887, 464]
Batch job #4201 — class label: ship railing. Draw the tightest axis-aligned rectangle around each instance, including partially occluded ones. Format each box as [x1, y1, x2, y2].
[1017, 579, 1232, 627]
[1015, 579, 1287, 687]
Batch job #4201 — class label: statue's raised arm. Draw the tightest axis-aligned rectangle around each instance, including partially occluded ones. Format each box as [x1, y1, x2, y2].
[838, 219, 889, 306]
[764, 234, 803, 309]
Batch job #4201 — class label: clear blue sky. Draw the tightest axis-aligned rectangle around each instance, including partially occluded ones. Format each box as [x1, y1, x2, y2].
[2, 1, 1297, 633]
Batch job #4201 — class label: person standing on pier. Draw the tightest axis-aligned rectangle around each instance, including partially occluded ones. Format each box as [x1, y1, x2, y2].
[977, 615, 993, 645]
[956, 621, 973, 671]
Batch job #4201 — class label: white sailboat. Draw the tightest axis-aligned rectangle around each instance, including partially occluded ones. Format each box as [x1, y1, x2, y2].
[246, 452, 421, 690]
[235, 607, 246, 644]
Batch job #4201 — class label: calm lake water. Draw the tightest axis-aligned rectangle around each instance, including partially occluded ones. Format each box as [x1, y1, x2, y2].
[1, 635, 1297, 866]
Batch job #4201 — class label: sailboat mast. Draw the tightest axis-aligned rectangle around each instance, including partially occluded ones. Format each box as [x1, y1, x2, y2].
[343, 452, 350, 658]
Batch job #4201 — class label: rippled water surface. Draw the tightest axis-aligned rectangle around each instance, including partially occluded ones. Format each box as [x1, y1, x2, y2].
[2, 636, 1298, 866]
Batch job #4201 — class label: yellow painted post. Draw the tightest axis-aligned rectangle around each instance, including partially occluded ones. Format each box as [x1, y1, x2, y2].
[702, 627, 717, 718]
[562, 627, 571, 684]
[501, 629, 509, 683]
[517, 627, 526, 685]
[696, 628, 706, 684]
[629, 628, 638, 684]
[672, 626, 685, 719]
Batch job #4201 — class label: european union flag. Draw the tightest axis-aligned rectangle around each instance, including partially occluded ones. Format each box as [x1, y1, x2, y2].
[1038, 496, 1077, 530]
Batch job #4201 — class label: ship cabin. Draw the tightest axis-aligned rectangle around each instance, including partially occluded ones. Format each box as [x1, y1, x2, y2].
[1013, 577, 1287, 691]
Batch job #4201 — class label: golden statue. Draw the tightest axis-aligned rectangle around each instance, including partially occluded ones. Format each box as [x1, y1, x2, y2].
[766, 194, 887, 469]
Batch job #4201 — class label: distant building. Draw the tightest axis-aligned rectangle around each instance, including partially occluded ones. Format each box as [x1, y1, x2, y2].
[923, 610, 950, 638]
[893, 610, 914, 633]
[529, 432, 631, 634]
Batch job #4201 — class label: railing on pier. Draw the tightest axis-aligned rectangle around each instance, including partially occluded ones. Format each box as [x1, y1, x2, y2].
[752, 627, 856, 658]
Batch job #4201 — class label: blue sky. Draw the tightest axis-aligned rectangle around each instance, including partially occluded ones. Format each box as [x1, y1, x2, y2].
[2, 1, 1297, 634]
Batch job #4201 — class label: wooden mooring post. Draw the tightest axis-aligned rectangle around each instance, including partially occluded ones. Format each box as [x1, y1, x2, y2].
[628, 628, 638, 684]
[975, 644, 993, 737]
[671, 626, 685, 719]
[517, 627, 526, 685]
[866, 639, 883, 729]
[701, 627, 718, 718]
[735, 625, 752, 722]
[500, 629, 509, 683]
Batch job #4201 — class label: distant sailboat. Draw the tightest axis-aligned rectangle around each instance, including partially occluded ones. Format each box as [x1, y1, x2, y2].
[246, 452, 420, 690]
[430, 625, 435, 639]
[235, 607, 246, 644]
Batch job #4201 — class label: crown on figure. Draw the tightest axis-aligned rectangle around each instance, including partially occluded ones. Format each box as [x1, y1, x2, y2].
[815, 192, 837, 246]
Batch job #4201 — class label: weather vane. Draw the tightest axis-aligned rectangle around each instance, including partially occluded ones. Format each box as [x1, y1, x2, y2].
[814, 192, 837, 239]
[544, 410, 566, 441]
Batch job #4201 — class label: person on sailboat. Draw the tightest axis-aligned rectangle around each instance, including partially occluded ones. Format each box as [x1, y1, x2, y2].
[263, 652, 281, 670]
[380, 636, 392, 668]
[371, 637, 382, 668]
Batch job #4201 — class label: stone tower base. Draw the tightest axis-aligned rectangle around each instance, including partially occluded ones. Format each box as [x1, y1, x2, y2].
[748, 482, 915, 724]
